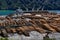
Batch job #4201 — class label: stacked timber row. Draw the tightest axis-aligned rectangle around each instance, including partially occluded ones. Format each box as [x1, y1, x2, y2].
[0, 11, 60, 37]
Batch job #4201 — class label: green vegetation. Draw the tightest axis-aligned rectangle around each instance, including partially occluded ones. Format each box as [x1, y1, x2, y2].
[0, 37, 56, 40]
[43, 37, 56, 40]
[0, 37, 8, 40]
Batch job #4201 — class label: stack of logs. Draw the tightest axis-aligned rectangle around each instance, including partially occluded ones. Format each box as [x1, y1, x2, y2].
[0, 12, 60, 37]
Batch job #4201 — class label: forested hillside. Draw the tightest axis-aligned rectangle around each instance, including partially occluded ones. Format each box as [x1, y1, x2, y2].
[0, 0, 60, 10]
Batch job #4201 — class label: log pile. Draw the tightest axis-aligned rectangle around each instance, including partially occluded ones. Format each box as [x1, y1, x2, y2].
[0, 11, 60, 37]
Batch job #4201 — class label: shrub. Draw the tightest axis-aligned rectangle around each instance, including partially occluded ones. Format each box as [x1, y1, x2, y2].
[0, 37, 8, 40]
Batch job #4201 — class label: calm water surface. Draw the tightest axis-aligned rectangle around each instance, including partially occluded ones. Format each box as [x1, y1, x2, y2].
[0, 10, 60, 15]
[0, 10, 14, 15]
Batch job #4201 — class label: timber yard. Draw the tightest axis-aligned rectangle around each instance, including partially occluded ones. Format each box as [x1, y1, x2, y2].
[0, 10, 60, 40]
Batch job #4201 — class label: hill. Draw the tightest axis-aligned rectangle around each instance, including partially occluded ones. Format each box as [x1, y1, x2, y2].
[0, 0, 60, 10]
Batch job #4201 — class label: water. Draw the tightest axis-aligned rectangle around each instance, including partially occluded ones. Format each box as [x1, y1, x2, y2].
[0, 10, 60, 15]
[0, 10, 14, 15]
[48, 10, 60, 14]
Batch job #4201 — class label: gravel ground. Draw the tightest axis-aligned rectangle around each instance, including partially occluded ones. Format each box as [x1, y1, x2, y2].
[7, 31, 60, 40]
